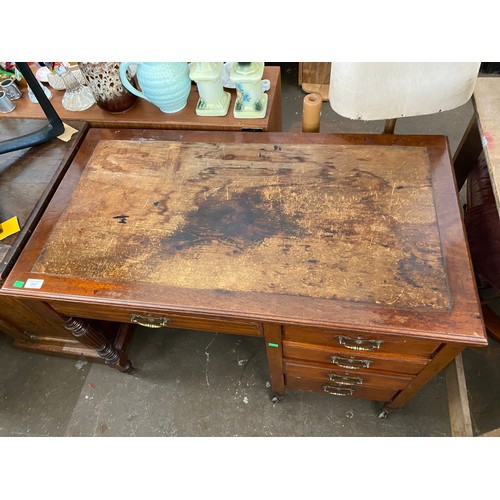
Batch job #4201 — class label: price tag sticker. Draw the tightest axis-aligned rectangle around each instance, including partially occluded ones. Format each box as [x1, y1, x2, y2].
[24, 279, 44, 289]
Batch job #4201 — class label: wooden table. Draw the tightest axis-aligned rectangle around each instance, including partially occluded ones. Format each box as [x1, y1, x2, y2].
[0, 129, 487, 414]
[0, 118, 133, 361]
[447, 76, 500, 436]
[5, 66, 282, 132]
[459, 76, 500, 210]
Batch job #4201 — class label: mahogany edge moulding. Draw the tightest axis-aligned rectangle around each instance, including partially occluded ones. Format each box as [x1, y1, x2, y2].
[0, 129, 487, 347]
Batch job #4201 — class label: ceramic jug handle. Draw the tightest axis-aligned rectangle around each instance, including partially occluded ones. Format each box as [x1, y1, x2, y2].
[119, 63, 148, 101]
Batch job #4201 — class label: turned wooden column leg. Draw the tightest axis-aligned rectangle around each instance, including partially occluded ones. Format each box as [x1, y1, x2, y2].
[64, 317, 133, 373]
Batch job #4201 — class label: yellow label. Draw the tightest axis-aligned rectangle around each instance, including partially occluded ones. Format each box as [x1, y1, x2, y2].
[57, 123, 78, 142]
[0, 216, 21, 240]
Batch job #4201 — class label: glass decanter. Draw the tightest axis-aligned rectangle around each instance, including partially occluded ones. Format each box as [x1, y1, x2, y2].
[59, 68, 95, 111]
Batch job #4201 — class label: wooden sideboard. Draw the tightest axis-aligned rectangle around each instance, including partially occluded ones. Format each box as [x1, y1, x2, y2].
[6, 66, 282, 132]
[0, 128, 487, 414]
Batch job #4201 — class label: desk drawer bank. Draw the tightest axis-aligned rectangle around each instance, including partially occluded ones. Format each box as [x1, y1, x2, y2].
[0, 129, 487, 416]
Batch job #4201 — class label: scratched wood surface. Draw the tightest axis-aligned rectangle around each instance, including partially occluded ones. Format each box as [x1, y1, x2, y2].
[32, 138, 449, 309]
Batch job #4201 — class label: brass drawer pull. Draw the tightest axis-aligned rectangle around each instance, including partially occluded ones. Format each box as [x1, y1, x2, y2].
[322, 385, 354, 397]
[327, 373, 364, 386]
[330, 356, 372, 370]
[336, 335, 383, 352]
[130, 314, 170, 328]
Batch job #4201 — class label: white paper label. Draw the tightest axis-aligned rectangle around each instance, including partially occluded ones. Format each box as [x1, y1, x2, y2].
[24, 279, 44, 289]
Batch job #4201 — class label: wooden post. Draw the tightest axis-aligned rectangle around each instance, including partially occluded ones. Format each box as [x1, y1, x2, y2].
[63, 316, 133, 373]
[383, 118, 397, 134]
[302, 92, 322, 133]
[262, 323, 285, 401]
[445, 353, 474, 437]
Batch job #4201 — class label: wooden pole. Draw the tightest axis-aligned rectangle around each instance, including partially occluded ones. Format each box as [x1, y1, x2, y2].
[383, 118, 397, 134]
[302, 92, 322, 133]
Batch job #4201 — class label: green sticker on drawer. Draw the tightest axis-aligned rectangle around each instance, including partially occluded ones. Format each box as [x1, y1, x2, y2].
[13, 280, 24, 288]
[268, 343, 279, 348]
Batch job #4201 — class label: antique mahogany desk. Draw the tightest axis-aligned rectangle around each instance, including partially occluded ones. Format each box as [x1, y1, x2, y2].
[0, 128, 487, 415]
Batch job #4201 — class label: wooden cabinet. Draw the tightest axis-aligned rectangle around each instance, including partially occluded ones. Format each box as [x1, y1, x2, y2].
[0, 129, 487, 414]
[299, 63, 331, 100]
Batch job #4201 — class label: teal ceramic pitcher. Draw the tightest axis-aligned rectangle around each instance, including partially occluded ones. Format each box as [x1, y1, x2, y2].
[119, 62, 191, 113]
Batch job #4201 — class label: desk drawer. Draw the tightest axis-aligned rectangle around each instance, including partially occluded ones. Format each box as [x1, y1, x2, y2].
[286, 376, 398, 402]
[283, 341, 428, 375]
[283, 325, 440, 357]
[48, 301, 261, 337]
[284, 359, 412, 390]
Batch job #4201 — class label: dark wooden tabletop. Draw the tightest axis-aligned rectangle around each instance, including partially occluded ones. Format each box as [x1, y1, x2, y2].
[0, 118, 88, 281]
[0, 128, 486, 345]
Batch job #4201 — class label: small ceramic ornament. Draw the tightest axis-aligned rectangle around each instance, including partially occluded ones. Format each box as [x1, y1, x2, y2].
[190, 62, 230, 116]
[230, 62, 268, 119]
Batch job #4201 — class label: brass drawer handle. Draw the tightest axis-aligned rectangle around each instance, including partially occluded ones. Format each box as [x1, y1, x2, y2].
[322, 385, 354, 397]
[130, 314, 170, 328]
[336, 335, 383, 351]
[327, 373, 364, 386]
[330, 356, 372, 370]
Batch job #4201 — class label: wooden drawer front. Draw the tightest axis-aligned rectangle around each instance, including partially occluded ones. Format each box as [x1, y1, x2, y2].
[283, 325, 440, 357]
[286, 376, 398, 402]
[283, 341, 428, 375]
[284, 359, 412, 391]
[48, 301, 261, 337]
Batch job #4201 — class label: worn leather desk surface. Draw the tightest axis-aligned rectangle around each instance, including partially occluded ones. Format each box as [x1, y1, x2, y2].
[0, 118, 88, 281]
[0, 129, 485, 346]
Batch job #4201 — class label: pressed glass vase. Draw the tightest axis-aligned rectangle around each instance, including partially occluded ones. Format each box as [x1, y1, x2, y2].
[60, 69, 95, 112]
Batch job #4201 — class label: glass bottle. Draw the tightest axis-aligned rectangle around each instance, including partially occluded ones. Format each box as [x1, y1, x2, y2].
[59, 69, 95, 112]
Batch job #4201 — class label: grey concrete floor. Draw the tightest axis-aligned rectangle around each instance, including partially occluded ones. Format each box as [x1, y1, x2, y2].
[1, 63, 500, 438]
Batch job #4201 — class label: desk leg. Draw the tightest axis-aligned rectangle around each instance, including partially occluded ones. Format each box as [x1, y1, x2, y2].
[263, 323, 285, 402]
[378, 344, 463, 418]
[61, 316, 133, 373]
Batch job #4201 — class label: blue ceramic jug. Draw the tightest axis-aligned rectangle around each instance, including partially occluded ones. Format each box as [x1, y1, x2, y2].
[119, 62, 191, 113]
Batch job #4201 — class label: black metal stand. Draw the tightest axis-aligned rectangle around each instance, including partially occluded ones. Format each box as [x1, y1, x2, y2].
[0, 62, 65, 155]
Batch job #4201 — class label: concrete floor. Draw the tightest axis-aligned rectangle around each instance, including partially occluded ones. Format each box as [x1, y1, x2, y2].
[1, 62, 500, 437]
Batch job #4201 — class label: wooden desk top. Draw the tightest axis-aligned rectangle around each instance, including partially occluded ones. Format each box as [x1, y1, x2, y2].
[0, 129, 484, 345]
[473, 76, 500, 213]
[0, 118, 88, 281]
[3, 67, 282, 132]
